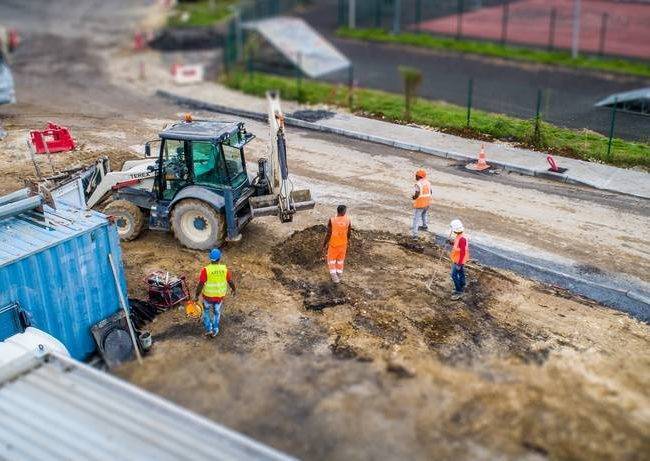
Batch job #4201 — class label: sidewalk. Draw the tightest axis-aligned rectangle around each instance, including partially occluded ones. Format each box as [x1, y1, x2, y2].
[155, 83, 649, 200]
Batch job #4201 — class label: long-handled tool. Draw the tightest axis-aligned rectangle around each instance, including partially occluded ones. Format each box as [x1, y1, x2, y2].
[108, 252, 143, 364]
[425, 230, 455, 292]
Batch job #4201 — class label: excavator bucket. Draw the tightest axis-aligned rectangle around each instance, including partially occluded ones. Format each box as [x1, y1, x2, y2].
[249, 189, 315, 221]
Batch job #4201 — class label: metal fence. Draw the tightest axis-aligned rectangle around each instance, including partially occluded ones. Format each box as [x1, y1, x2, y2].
[336, 0, 650, 59]
[220, 0, 649, 147]
[223, 0, 310, 68]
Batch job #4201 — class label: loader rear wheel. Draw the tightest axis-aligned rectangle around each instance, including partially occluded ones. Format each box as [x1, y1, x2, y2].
[105, 200, 144, 241]
[171, 199, 225, 250]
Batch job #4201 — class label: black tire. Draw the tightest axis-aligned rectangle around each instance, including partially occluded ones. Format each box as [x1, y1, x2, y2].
[104, 200, 145, 241]
[171, 199, 225, 250]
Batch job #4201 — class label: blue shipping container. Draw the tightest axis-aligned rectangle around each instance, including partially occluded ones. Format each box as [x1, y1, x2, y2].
[0, 202, 128, 360]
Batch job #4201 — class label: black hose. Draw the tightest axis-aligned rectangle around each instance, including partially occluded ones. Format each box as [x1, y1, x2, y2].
[277, 131, 289, 180]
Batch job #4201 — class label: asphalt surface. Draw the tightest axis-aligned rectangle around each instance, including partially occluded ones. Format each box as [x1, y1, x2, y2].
[297, 1, 650, 142]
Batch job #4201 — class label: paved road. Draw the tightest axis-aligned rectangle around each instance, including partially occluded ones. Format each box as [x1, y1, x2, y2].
[297, 1, 650, 142]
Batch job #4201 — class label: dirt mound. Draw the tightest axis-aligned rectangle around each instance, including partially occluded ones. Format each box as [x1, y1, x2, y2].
[272, 225, 375, 270]
[272, 226, 548, 366]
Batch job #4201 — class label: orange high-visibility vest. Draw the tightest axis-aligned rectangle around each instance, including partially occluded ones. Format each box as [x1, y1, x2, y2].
[450, 234, 469, 265]
[329, 215, 350, 247]
[413, 178, 432, 208]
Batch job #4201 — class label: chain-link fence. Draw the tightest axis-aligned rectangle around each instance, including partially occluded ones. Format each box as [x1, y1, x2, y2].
[219, 0, 649, 164]
[335, 0, 650, 59]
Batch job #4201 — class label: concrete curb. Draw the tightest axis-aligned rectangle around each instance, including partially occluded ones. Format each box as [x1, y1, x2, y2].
[156, 90, 648, 200]
[157, 90, 649, 322]
[430, 235, 649, 323]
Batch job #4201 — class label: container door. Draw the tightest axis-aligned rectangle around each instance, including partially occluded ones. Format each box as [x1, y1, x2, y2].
[0, 303, 23, 341]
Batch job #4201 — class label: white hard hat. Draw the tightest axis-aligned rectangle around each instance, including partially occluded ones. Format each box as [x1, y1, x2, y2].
[450, 219, 464, 233]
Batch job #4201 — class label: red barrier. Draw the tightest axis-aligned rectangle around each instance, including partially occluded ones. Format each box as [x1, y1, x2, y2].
[547, 155, 559, 172]
[29, 122, 76, 155]
[8, 29, 20, 52]
[133, 31, 146, 51]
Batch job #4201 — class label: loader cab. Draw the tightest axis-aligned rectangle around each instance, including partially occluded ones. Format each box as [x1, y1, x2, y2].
[145, 119, 255, 201]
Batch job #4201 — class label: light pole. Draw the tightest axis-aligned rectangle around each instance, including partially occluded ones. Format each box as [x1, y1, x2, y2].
[571, 0, 581, 58]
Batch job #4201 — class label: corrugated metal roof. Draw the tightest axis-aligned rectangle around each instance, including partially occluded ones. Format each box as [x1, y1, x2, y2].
[0, 202, 106, 268]
[0, 352, 296, 461]
[595, 87, 650, 107]
[242, 17, 351, 78]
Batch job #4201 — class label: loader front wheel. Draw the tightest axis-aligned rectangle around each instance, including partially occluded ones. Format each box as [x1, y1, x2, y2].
[105, 200, 144, 241]
[171, 199, 225, 250]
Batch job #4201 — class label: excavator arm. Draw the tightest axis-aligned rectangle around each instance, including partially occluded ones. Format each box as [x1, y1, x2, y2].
[249, 91, 315, 222]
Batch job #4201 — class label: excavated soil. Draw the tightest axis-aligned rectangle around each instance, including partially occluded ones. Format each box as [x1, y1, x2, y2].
[117, 225, 650, 461]
[271, 226, 549, 366]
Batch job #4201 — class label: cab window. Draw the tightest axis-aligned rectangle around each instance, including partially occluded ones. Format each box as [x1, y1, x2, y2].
[222, 144, 246, 187]
[192, 141, 226, 186]
[161, 139, 190, 200]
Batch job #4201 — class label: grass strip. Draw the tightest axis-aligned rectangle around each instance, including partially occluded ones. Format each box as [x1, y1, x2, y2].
[223, 71, 650, 169]
[167, 0, 236, 28]
[336, 27, 650, 79]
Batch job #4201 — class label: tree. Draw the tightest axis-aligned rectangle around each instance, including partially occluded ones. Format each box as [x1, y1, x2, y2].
[398, 66, 422, 122]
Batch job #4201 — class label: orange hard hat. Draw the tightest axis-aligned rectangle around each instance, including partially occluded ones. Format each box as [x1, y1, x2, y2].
[416, 169, 427, 178]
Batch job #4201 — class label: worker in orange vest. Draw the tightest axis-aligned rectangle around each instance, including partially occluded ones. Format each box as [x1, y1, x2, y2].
[448, 219, 469, 300]
[322, 205, 351, 284]
[412, 168, 432, 238]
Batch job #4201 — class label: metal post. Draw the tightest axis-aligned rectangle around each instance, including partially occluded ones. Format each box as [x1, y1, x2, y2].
[607, 97, 617, 159]
[571, 0, 581, 58]
[338, 0, 344, 27]
[501, 2, 509, 44]
[375, 0, 382, 28]
[456, 0, 464, 39]
[534, 88, 543, 144]
[393, 0, 402, 34]
[598, 12, 608, 56]
[349, 0, 356, 29]
[466, 77, 473, 128]
[234, 8, 243, 62]
[348, 65, 354, 108]
[548, 8, 557, 51]
[296, 52, 302, 102]
[415, 0, 422, 32]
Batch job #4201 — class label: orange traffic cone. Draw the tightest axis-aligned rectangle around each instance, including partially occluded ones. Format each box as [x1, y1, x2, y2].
[466, 144, 490, 171]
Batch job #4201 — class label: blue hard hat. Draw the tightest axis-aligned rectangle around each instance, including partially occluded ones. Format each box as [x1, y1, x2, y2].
[209, 248, 221, 261]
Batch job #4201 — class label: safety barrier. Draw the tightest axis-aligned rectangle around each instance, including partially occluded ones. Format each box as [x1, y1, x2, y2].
[171, 64, 204, 85]
[29, 122, 76, 154]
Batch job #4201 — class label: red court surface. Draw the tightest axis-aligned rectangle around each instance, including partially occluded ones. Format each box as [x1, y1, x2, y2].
[418, 0, 650, 59]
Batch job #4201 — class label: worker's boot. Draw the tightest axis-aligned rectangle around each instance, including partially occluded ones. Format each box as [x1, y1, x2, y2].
[451, 292, 462, 301]
[330, 272, 340, 284]
[418, 225, 429, 231]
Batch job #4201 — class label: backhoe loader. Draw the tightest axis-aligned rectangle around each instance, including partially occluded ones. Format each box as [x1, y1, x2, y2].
[46, 92, 314, 249]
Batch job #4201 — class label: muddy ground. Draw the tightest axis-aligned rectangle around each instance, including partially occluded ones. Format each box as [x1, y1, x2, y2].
[116, 224, 649, 460]
[1, 1, 649, 460]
